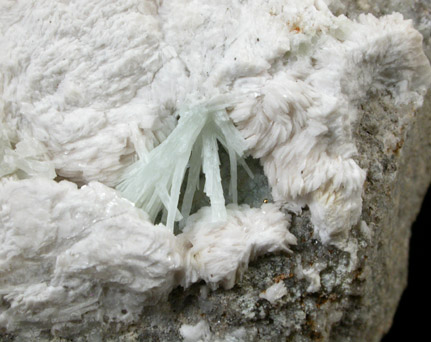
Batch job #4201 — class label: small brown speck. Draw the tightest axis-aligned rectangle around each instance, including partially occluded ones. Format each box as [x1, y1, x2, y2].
[274, 274, 288, 282]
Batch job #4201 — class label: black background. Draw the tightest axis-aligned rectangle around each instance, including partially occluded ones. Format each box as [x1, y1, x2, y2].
[382, 186, 430, 340]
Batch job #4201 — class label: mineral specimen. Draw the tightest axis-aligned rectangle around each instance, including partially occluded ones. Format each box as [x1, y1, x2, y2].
[0, 0, 430, 340]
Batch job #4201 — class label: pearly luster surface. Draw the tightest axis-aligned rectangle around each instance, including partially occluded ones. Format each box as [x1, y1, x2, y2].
[1, 0, 429, 244]
[0, 178, 183, 331]
[180, 203, 296, 290]
[0, 178, 295, 332]
[0, 0, 176, 185]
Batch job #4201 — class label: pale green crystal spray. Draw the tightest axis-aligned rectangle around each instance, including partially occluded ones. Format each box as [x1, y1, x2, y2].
[116, 96, 251, 232]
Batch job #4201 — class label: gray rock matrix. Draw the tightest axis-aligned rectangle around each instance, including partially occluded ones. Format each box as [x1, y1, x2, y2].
[1, 0, 429, 341]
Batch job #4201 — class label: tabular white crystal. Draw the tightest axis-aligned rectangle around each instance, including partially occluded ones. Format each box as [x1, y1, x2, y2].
[180, 320, 211, 342]
[227, 9, 431, 244]
[0, 178, 295, 332]
[295, 259, 328, 293]
[0, 178, 183, 331]
[180, 203, 296, 290]
[259, 281, 289, 304]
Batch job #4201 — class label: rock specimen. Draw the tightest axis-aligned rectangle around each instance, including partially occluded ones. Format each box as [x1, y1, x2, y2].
[0, 0, 430, 341]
